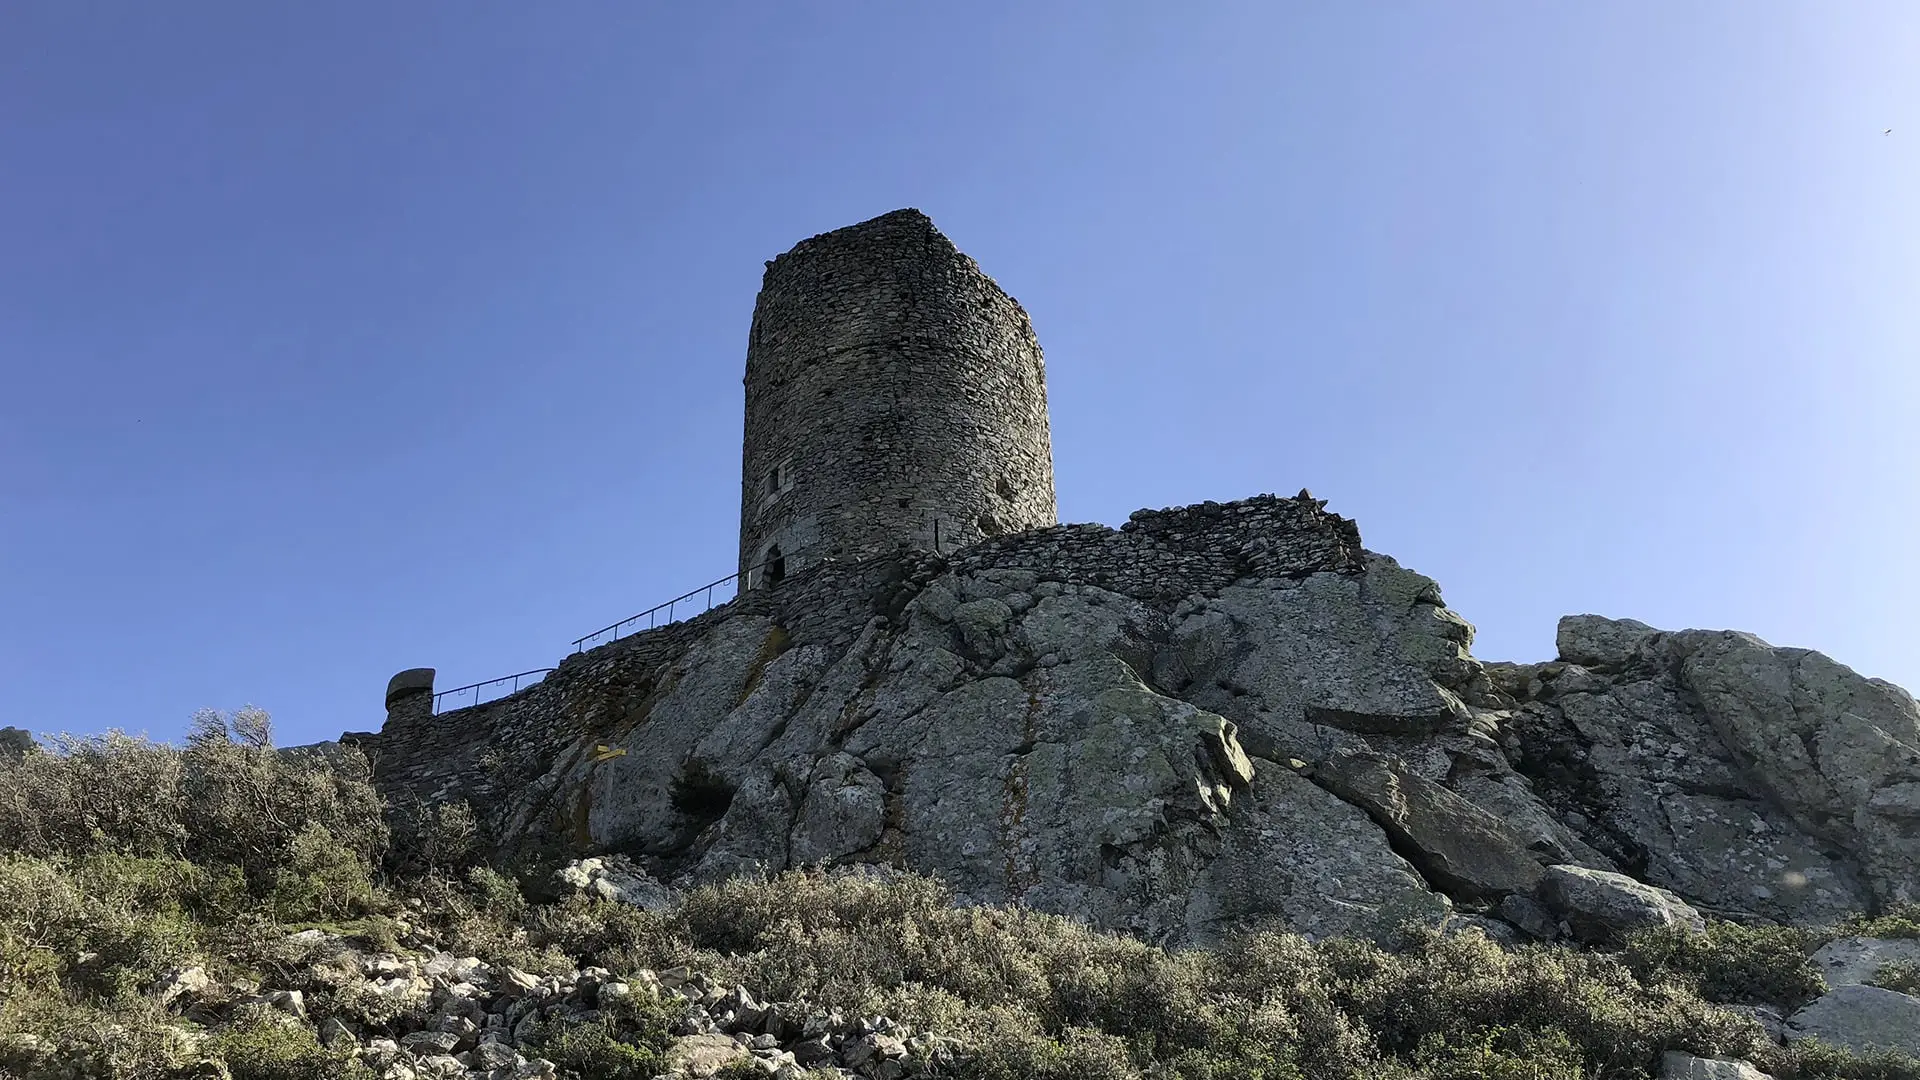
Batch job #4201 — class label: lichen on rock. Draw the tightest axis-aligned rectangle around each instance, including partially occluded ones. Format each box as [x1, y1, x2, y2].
[350, 495, 1920, 948]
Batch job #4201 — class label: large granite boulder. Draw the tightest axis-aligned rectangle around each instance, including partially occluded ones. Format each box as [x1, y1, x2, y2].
[1670, 628, 1920, 908]
[1808, 936, 1920, 990]
[1659, 1053, 1775, 1080]
[1313, 747, 1545, 899]
[1557, 615, 1658, 670]
[1784, 984, 1920, 1058]
[0, 726, 33, 758]
[1535, 864, 1705, 945]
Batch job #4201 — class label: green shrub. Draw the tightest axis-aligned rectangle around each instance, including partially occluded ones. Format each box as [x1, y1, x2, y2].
[0, 730, 186, 859]
[1206, 929, 1379, 1073]
[266, 823, 378, 922]
[69, 906, 199, 1001]
[0, 994, 199, 1079]
[530, 892, 690, 976]
[1842, 904, 1920, 941]
[556, 871, 1801, 1080]
[1318, 928, 1765, 1078]
[525, 1014, 666, 1079]
[0, 856, 87, 993]
[1622, 921, 1827, 1008]
[178, 709, 388, 896]
[322, 976, 416, 1032]
[1871, 960, 1920, 996]
[960, 1026, 1143, 1080]
[466, 864, 530, 921]
[413, 871, 572, 976]
[1392, 1026, 1588, 1080]
[0, 852, 213, 1005]
[1754, 1037, 1920, 1080]
[3, 713, 1913, 1080]
[386, 797, 480, 876]
[0, 710, 388, 908]
[205, 1003, 373, 1080]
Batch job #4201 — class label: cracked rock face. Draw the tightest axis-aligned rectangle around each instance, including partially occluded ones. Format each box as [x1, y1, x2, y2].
[389, 497, 1915, 946]
[1493, 615, 1920, 923]
[511, 553, 1502, 943]
[1314, 748, 1546, 900]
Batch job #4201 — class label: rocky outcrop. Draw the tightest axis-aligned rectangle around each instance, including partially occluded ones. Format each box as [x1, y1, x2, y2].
[1313, 747, 1545, 900]
[498, 498, 1488, 943]
[1784, 984, 1920, 1059]
[1809, 936, 1920, 990]
[1534, 864, 1706, 945]
[349, 495, 1920, 947]
[0, 726, 33, 758]
[552, 854, 676, 911]
[1491, 615, 1920, 924]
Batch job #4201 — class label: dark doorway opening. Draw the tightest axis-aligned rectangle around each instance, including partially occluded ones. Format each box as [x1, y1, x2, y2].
[763, 545, 786, 587]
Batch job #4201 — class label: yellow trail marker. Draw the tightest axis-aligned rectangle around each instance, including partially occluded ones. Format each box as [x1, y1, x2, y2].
[593, 744, 628, 762]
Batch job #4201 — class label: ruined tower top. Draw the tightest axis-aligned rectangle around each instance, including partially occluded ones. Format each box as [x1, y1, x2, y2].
[737, 209, 1057, 585]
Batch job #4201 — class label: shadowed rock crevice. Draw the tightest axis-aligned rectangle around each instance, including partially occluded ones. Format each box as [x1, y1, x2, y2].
[1308, 748, 1546, 903]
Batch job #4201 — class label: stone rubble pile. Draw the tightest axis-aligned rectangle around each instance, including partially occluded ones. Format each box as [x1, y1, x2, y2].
[140, 916, 956, 1080]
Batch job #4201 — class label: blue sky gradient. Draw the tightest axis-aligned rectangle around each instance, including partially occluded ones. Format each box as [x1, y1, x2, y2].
[3, 3, 1915, 747]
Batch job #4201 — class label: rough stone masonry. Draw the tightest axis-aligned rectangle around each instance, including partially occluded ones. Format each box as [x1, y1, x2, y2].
[347, 209, 1920, 952]
[738, 208, 1056, 586]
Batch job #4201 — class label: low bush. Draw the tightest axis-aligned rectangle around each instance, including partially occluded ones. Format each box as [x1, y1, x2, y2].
[1, 722, 1915, 1080]
[1842, 904, 1920, 941]
[202, 1004, 372, 1080]
[524, 871, 1797, 1080]
[1758, 1039, 1920, 1080]
[1621, 920, 1828, 1008]
[530, 1018, 663, 1079]
[0, 709, 387, 914]
[0, 993, 201, 1079]
[1872, 960, 1920, 996]
[385, 797, 481, 877]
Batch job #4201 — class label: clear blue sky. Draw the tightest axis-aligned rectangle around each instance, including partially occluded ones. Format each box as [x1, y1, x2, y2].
[3, 4, 1915, 748]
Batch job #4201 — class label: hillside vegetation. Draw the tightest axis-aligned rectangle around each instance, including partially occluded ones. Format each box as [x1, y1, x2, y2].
[0, 710, 1916, 1080]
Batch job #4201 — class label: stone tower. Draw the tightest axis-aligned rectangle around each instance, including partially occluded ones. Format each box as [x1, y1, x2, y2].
[738, 209, 1057, 587]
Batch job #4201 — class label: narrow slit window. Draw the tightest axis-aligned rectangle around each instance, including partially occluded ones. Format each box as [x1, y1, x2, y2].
[763, 461, 792, 498]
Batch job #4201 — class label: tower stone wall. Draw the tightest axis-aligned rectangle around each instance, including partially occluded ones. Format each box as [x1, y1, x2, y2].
[738, 208, 1057, 585]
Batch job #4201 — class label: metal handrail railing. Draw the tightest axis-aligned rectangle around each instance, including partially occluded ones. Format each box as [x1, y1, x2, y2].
[432, 668, 555, 714]
[569, 519, 966, 652]
[571, 556, 782, 652]
[433, 520, 964, 715]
